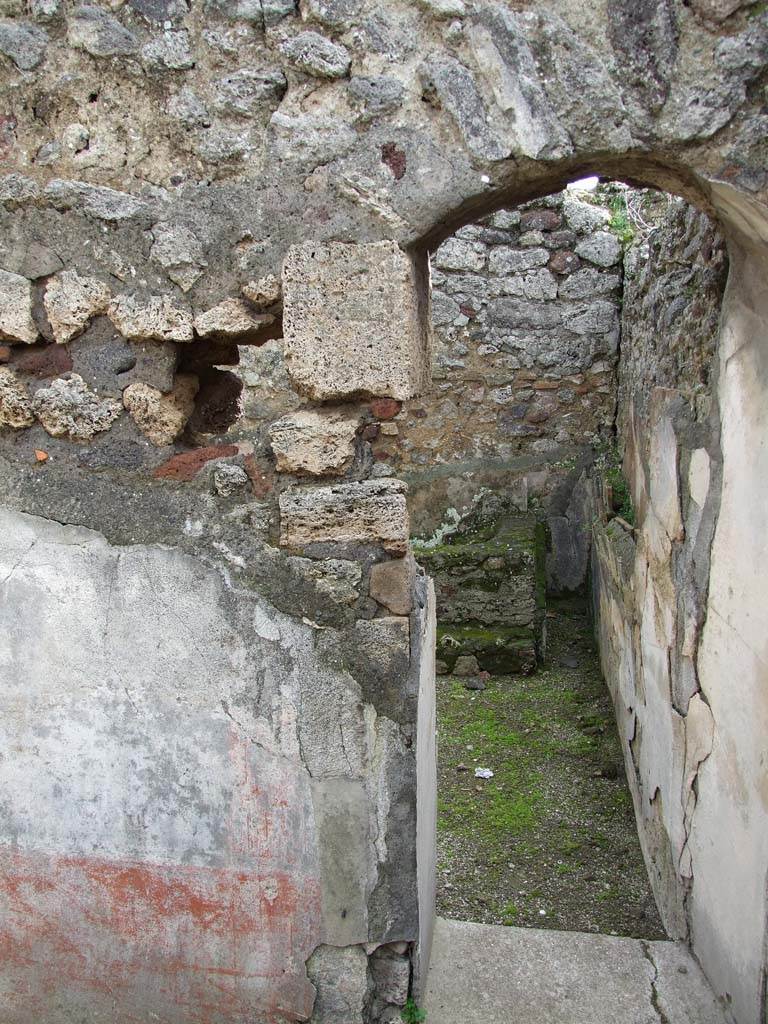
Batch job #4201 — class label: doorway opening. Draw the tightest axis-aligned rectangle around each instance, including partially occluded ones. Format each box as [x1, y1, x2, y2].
[397, 178, 728, 940]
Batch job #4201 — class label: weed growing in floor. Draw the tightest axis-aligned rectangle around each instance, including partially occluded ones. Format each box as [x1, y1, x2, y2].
[401, 997, 427, 1023]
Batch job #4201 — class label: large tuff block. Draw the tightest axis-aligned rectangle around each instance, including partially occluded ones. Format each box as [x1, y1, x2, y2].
[279, 478, 409, 553]
[282, 241, 431, 401]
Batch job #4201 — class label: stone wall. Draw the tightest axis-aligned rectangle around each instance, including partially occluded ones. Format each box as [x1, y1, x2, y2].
[383, 189, 622, 544]
[0, 241, 432, 1023]
[236, 189, 622, 580]
[1, 1, 768, 1022]
[591, 197, 768, 1024]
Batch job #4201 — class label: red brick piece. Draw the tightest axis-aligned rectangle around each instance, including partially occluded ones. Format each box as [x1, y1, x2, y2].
[13, 344, 73, 377]
[370, 398, 401, 421]
[520, 209, 562, 231]
[153, 444, 239, 481]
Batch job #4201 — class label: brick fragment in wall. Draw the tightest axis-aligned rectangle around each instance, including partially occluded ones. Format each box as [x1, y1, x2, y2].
[153, 443, 240, 481]
[0, 367, 35, 428]
[12, 344, 72, 378]
[43, 271, 111, 345]
[279, 479, 409, 554]
[269, 408, 359, 476]
[371, 398, 402, 421]
[0, 270, 36, 345]
[282, 241, 430, 401]
[123, 375, 199, 446]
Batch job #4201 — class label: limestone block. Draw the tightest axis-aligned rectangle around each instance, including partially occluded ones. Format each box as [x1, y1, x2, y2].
[0, 173, 40, 210]
[418, 54, 507, 161]
[279, 479, 409, 554]
[690, 0, 748, 19]
[0, 19, 48, 70]
[369, 555, 415, 615]
[347, 75, 404, 120]
[306, 944, 368, 1024]
[370, 947, 410, 1006]
[575, 231, 623, 268]
[558, 268, 621, 300]
[269, 408, 358, 476]
[123, 375, 199, 446]
[488, 247, 549, 275]
[150, 223, 206, 293]
[109, 294, 194, 342]
[242, 274, 281, 309]
[140, 30, 194, 71]
[286, 556, 362, 606]
[193, 298, 274, 340]
[67, 5, 138, 57]
[688, 448, 711, 508]
[0, 368, 35, 428]
[44, 271, 111, 344]
[562, 196, 611, 234]
[31, 373, 122, 439]
[502, 269, 558, 301]
[432, 238, 486, 273]
[567, 300, 619, 336]
[282, 241, 430, 401]
[212, 463, 250, 497]
[281, 30, 351, 79]
[0, 270, 36, 345]
[212, 68, 287, 117]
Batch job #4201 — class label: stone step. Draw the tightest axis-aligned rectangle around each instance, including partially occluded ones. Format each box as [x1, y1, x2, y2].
[422, 918, 728, 1024]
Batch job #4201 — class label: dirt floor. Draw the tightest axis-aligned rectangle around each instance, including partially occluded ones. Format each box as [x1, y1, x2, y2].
[435, 597, 666, 939]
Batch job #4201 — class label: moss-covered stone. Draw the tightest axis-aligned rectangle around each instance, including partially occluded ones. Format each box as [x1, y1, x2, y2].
[415, 497, 547, 672]
[437, 624, 537, 675]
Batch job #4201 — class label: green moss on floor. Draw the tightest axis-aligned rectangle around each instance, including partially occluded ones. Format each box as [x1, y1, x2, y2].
[435, 597, 666, 939]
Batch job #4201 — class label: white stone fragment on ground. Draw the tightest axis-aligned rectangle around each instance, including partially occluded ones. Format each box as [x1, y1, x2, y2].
[32, 373, 122, 439]
[123, 375, 199, 446]
[268, 408, 358, 476]
[193, 297, 274, 339]
[0, 367, 35, 428]
[44, 270, 111, 344]
[109, 294, 194, 342]
[0, 269, 37, 345]
[474, 767, 494, 779]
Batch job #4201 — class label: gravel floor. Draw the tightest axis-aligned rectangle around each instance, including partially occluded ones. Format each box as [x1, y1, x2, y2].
[435, 597, 666, 939]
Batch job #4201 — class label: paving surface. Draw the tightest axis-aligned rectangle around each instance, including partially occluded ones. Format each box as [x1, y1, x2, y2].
[422, 918, 729, 1024]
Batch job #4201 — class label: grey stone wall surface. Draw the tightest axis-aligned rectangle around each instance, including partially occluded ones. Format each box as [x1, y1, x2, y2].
[0, 0, 767, 1021]
[591, 196, 768, 1024]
